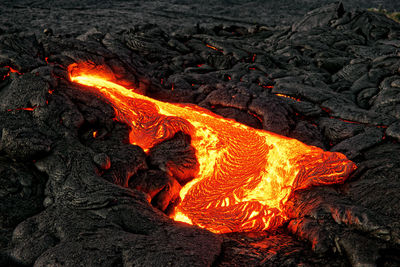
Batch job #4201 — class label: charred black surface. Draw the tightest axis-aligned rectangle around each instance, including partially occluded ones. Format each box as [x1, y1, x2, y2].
[148, 132, 198, 185]
[0, 1, 400, 266]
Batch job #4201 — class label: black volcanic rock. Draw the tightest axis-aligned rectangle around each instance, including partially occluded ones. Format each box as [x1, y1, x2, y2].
[0, 158, 46, 263]
[129, 170, 181, 213]
[331, 127, 384, 159]
[0, 74, 49, 112]
[291, 2, 345, 32]
[387, 121, 400, 141]
[249, 96, 294, 135]
[11, 139, 221, 266]
[0, 112, 55, 161]
[0, 1, 400, 266]
[148, 132, 199, 185]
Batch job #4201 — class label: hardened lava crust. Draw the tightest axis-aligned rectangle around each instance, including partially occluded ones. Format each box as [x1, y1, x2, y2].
[0, 1, 400, 266]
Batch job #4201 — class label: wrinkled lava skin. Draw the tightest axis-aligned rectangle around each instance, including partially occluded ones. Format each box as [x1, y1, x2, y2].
[69, 62, 357, 234]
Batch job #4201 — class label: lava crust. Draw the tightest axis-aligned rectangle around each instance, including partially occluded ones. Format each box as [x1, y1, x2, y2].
[0, 1, 400, 266]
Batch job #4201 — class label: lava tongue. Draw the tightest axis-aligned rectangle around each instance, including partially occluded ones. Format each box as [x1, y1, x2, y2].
[69, 62, 356, 234]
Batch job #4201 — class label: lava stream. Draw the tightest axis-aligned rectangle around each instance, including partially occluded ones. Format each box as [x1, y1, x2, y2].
[69, 62, 357, 234]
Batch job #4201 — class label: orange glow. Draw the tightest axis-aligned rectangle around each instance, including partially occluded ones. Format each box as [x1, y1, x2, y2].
[248, 110, 263, 124]
[7, 66, 21, 74]
[7, 105, 38, 112]
[275, 93, 301, 102]
[93, 131, 98, 138]
[68, 62, 357, 234]
[260, 84, 274, 89]
[2, 66, 21, 80]
[206, 44, 222, 52]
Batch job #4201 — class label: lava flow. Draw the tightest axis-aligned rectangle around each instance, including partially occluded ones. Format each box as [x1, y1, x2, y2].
[69, 62, 357, 234]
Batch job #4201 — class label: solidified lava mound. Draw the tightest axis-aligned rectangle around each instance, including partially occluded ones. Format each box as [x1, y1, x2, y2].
[1, 2, 400, 266]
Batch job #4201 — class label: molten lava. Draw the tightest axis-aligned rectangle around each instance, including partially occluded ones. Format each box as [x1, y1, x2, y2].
[68, 62, 357, 234]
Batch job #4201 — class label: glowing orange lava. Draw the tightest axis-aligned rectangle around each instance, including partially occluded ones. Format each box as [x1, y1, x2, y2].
[2, 66, 21, 80]
[68, 62, 357, 234]
[275, 93, 302, 102]
[7, 106, 38, 112]
[7, 66, 21, 74]
[206, 44, 222, 52]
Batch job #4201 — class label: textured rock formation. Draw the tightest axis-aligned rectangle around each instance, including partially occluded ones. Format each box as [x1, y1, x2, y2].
[0, 1, 399, 266]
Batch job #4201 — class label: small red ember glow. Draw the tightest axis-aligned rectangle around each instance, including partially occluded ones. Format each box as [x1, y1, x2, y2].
[7, 66, 21, 74]
[7, 106, 38, 112]
[69, 62, 357, 234]
[2, 66, 22, 80]
[260, 84, 274, 89]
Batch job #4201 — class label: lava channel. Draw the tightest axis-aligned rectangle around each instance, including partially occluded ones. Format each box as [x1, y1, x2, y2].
[69, 62, 357, 234]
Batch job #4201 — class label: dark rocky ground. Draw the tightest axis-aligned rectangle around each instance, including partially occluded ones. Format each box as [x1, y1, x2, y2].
[1, 0, 400, 35]
[1, 1, 400, 266]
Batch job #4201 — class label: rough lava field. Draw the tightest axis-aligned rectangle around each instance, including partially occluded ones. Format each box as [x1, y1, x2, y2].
[1, 1, 400, 266]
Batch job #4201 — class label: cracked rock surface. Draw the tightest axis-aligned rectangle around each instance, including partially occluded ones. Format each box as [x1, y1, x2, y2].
[1, 1, 400, 266]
